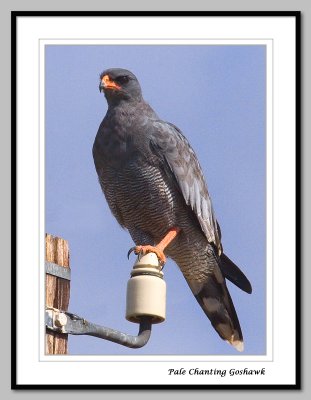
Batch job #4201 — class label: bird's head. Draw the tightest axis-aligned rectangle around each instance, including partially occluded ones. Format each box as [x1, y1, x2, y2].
[99, 68, 142, 105]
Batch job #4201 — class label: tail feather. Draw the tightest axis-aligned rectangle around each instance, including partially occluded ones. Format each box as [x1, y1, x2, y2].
[186, 269, 244, 351]
[220, 253, 252, 294]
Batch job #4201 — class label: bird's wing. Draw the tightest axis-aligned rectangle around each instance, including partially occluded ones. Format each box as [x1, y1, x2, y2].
[149, 120, 222, 254]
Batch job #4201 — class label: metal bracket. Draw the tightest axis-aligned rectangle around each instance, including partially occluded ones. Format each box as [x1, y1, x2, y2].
[45, 308, 152, 349]
[45, 262, 71, 281]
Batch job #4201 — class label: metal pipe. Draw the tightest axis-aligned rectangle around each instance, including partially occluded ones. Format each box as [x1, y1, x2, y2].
[46, 309, 152, 349]
[45, 253, 166, 349]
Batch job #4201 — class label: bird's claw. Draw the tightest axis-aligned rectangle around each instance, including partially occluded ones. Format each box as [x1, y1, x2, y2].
[127, 245, 166, 266]
[127, 246, 147, 261]
[127, 247, 136, 260]
[137, 250, 144, 261]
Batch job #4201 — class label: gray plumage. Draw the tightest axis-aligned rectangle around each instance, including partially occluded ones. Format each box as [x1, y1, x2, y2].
[93, 68, 252, 351]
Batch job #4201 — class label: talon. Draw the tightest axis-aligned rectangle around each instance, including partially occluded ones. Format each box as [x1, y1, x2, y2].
[127, 247, 136, 259]
[127, 228, 180, 266]
[140, 245, 166, 265]
[127, 244, 166, 265]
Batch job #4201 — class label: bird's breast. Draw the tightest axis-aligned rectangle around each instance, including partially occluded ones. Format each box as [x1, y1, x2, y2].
[97, 154, 178, 234]
[93, 107, 181, 235]
[94, 115, 152, 170]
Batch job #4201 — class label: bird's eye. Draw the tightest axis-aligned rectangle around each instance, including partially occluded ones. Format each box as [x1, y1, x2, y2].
[116, 76, 130, 84]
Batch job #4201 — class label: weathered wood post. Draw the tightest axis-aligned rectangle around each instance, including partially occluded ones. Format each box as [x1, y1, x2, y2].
[45, 234, 70, 354]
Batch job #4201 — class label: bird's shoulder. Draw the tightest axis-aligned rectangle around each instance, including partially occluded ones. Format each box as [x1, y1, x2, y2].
[149, 119, 203, 179]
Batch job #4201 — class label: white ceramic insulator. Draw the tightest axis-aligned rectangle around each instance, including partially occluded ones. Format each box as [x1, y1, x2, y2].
[126, 253, 166, 324]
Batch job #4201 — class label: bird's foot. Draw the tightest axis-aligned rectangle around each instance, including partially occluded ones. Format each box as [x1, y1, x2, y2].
[127, 245, 166, 266]
[127, 227, 181, 267]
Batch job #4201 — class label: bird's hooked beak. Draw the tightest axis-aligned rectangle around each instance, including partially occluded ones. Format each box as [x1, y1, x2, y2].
[99, 74, 121, 93]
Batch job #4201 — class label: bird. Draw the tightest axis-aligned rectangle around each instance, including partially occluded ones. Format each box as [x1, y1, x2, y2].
[93, 68, 252, 351]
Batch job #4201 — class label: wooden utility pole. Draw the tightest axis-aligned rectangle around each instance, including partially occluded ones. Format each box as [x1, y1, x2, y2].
[45, 234, 70, 354]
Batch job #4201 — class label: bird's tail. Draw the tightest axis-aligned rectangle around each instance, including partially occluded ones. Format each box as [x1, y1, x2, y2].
[186, 267, 244, 351]
[220, 253, 252, 294]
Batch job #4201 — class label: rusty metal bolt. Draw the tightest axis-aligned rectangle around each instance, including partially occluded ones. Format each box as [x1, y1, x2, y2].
[54, 312, 68, 328]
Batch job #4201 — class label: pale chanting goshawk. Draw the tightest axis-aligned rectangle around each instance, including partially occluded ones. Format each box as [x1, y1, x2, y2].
[93, 68, 252, 351]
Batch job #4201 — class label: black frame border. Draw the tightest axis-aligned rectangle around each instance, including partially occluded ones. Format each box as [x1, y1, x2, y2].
[11, 10, 301, 391]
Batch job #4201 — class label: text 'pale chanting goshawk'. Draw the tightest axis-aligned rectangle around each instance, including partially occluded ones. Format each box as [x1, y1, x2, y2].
[93, 68, 252, 351]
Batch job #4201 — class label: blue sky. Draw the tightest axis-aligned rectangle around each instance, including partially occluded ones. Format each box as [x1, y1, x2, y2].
[45, 45, 266, 355]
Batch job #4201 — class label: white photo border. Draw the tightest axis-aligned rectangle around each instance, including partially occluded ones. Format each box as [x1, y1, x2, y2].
[13, 12, 300, 389]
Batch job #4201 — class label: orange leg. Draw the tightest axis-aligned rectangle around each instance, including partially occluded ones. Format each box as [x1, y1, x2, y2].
[128, 227, 181, 266]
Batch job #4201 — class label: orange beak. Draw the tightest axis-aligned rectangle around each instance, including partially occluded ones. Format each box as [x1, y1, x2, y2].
[100, 74, 121, 91]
